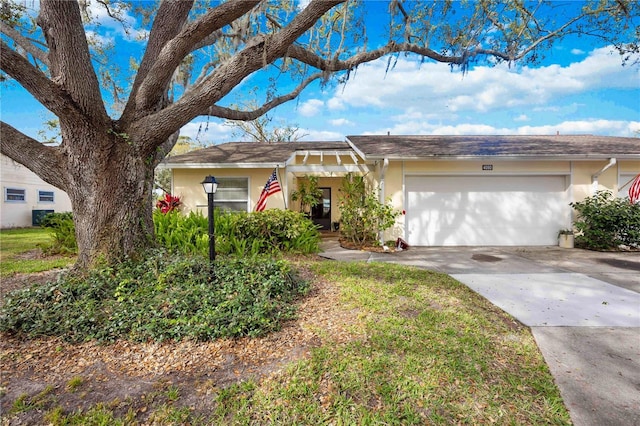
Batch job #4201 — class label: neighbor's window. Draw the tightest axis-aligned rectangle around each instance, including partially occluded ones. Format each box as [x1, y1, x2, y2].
[215, 177, 249, 212]
[38, 190, 55, 203]
[5, 187, 26, 202]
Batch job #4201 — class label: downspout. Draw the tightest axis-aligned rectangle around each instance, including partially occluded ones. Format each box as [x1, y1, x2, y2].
[591, 158, 616, 193]
[378, 158, 389, 245]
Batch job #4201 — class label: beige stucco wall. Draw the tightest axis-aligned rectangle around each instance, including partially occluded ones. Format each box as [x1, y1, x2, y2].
[377, 159, 639, 242]
[171, 168, 286, 214]
[170, 157, 639, 244]
[1, 154, 72, 228]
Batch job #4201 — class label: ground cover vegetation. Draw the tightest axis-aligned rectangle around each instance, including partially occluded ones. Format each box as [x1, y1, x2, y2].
[0, 255, 571, 424]
[2, 0, 637, 269]
[570, 191, 640, 250]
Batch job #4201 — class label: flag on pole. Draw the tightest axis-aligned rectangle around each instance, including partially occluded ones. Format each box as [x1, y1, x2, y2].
[255, 169, 282, 211]
[629, 173, 640, 204]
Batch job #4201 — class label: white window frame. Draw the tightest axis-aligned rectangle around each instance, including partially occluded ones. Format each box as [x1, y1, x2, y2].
[38, 190, 55, 203]
[215, 177, 250, 212]
[4, 187, 26, 202]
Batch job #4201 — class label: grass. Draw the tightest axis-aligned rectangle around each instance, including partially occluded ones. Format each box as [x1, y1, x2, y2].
[0, 227, 75, 277]
[21, 260, 569, 425]
[1, 235, 571, 424]
[203, 261, 570, 425]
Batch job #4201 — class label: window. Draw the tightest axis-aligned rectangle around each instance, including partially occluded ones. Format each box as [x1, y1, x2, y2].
[5, 188, 26, 202]
[215, 177, 249, 212]
[38, 190, 55, 203]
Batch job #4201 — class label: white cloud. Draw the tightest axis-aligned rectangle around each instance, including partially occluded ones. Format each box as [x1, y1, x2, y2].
[514, 114, 529, 122]
[326, 46, 639, 118]
[329, 118, 354, 126]
[85, 0, 148, 41]
[298, 99, 324, 117]
[375, 119, 640, 138]
[516, 120, 640, 137]
[571, 48, 585, 55]
[180, 121, 232, 143]
[300, 129, 343, 141]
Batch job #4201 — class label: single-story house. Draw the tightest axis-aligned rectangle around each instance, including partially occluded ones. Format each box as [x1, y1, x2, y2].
[1, 154, 72, 228]
[161, 135, 640, 247]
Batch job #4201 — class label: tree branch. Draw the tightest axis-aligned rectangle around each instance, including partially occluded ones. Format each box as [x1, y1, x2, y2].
[206, 73, 323, 121]
[0, 21, 50, 66]
[131, 0, 344, 151]
[37, 0, 108, 124]
[120, 0, 195, 123]
[131, 0, 260, 118]
[0, 121, 68, 190]
[0, 40, 84, 122]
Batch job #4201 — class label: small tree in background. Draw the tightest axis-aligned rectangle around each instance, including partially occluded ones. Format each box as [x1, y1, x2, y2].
[570, 191, 640, 250]
[291, 176, 323, 215]
[339, 173, 399, 247]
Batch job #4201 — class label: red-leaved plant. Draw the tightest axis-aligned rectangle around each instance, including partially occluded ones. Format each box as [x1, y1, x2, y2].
[156, 194, 182, 214]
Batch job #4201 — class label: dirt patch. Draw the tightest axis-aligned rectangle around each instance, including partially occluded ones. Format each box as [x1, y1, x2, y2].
[0, 262, 364, 424]
[1, 269, 68, 300]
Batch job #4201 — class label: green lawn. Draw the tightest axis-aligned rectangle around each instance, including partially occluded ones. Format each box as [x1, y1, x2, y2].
[205, 261, 570, 425]
[0, 242, 570, 424]
[0, 227, 75, 276]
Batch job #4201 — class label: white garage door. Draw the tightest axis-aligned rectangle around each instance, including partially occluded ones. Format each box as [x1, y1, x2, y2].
[405, 175, 571, 246]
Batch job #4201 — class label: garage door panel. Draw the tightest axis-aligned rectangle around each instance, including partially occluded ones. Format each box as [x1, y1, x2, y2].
[406, 175, 570, 246]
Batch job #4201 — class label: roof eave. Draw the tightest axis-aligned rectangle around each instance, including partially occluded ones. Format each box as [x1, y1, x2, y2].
[158, 162, 285, 169]
[361, 154, 640, 161]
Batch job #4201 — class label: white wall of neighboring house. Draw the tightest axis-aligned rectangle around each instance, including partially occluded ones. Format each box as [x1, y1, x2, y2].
[1, 154, 72, 228]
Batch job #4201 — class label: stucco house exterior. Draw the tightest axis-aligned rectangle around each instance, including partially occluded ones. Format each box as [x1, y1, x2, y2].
[1, 154, 72, 228]
[161, 135, 640, 247]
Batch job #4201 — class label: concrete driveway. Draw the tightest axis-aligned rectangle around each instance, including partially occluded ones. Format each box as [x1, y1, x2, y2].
[320, 243, 640, 425]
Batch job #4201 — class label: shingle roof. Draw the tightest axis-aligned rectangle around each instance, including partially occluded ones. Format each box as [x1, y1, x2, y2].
[164, 141, 348, 166]
[346, 135, 640, 159]
[164, 135, 640, 166]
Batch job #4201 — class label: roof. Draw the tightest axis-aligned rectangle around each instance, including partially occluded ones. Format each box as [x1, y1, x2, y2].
[346, 135, 640, 160]
[163, 141, 348, 167]
[163, 135, 640, 168]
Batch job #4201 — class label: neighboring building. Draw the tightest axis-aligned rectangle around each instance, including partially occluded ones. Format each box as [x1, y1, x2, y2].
[1, 154, 72, 228]
[161, 135, 640, 247]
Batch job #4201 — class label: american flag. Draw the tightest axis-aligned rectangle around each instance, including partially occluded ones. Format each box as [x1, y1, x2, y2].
[255, 169, 281, 211]
[629, 173, 640, 204]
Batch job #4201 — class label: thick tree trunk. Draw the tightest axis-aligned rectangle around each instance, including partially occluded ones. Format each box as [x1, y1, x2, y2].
[64, 126, 156, 269]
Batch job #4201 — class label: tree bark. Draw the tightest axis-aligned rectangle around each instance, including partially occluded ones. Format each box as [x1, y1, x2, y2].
[63, 127, 156, 269]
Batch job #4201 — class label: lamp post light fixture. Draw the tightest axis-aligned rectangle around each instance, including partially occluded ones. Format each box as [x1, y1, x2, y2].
[201, 175, 218, 262]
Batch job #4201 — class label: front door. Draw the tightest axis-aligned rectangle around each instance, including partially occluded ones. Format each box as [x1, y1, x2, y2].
[311, 188, 331, 230]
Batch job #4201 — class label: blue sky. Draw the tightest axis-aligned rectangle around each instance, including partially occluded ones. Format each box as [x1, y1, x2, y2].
[2, 1, 639, 145]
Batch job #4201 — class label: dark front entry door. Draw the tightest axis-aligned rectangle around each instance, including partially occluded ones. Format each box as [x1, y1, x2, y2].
[311, 188, 331, 230]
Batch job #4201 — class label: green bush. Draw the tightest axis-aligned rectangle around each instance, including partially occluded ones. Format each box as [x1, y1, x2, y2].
[339, 173, 400, 246]
[154, 209, 320, 257]
[153, 210, 209, 255]
[0, 250, 309, 342]
[570, 191, 640, 250]
[39, 212, 77, 255]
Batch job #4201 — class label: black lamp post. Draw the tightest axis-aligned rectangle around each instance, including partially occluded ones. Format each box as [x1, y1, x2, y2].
[201, 175, 218, 262]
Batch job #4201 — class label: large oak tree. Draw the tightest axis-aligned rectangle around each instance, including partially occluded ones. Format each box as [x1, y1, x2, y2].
[1, 0, 637, 269]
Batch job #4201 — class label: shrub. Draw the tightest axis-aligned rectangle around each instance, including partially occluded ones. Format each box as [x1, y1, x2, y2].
[153, 210, 209, 255]
[154, 209, 321, 257]
[0, 250, 309, 342]
[226, 209, 321, 255]
[339, 173, 400, 246]
[39, 212, 77, 255]
[156, 194, 182, 214]
[570, 191, 640, 250]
